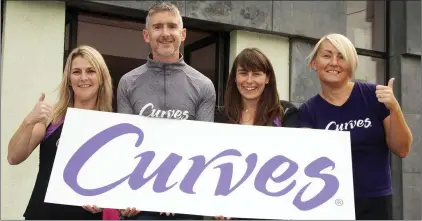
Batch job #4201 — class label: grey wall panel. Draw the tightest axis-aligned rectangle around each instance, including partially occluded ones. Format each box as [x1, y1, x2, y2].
[289, 39, 320, 103]
[273, 1, 346, 38]
[401, 56, 422, 114]
[406, 1, 421, 55]
[90, 0, 186, 16]
[185, 1, 272, 31]
[402, 171, 422, 220]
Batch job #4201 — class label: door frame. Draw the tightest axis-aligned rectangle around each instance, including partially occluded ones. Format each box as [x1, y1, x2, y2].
[184, 32, 230, 107]
[64, 7, 231, 108]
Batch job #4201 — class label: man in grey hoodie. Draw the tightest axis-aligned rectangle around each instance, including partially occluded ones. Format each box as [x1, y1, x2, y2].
[117, 3, 216, 122]
[117, 1, 215, 220]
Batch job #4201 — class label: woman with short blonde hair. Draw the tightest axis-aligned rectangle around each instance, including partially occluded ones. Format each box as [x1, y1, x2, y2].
[299, 33, 412, 220]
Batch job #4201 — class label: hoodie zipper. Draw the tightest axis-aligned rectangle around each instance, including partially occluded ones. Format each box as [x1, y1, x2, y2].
[163, 65, 167, 110]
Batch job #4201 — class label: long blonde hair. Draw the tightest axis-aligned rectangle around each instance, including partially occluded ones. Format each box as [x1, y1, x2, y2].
[52, 45, 113, 124]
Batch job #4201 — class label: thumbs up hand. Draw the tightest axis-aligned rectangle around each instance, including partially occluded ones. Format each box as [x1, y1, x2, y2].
[25, 93, 53, 126]
[375, 78, 399, 111]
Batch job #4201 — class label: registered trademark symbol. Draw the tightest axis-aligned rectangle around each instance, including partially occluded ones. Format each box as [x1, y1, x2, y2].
[335, 199, 344, 206]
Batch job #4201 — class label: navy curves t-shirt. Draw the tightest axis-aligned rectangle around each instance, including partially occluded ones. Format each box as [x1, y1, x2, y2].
[298, 82, 391, 199]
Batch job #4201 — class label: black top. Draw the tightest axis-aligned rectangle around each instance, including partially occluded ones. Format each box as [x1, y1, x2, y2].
[214, 100, 299, 127]
[23, 123, 102, 220]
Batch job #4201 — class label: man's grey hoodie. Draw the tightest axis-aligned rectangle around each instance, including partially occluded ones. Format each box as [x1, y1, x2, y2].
[117, 54, 216, 121]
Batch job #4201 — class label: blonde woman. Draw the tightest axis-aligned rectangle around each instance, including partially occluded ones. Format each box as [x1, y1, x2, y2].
[298, 33, 412, 219]
[8, 45, 113, 220]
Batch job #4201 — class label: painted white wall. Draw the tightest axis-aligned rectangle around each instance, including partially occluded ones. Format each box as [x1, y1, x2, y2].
[1, 1, 65, 219]
[229, 30, 290, 101]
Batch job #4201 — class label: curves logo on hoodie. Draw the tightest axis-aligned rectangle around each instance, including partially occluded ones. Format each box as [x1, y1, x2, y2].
[139, 103, 190, 120]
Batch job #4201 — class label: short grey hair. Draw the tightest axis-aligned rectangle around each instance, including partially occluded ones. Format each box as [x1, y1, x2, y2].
[145, 2, 184, 28]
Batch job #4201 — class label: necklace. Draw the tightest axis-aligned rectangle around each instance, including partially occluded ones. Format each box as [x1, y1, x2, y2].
[241, 109, 256, 123]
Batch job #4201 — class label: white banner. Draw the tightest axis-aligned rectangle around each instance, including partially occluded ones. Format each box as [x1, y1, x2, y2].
[45, 108, 355, 220]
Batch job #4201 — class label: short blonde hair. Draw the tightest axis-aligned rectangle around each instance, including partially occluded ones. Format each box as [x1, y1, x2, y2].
[52, 45, 113, 124]
[308, 33, 358, 74]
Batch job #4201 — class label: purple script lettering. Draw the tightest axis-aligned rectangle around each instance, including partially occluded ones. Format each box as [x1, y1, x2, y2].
[63, 123, 144, 196]
[293, 157, 340, 211]
[129, 152, 182, 192]
[179, 150, 257, 196]
[255, 155, 298, 196]
[63, 123, 340, 211]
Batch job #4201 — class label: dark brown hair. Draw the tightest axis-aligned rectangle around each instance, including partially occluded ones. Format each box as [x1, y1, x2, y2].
[224, 48, 284, 126]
